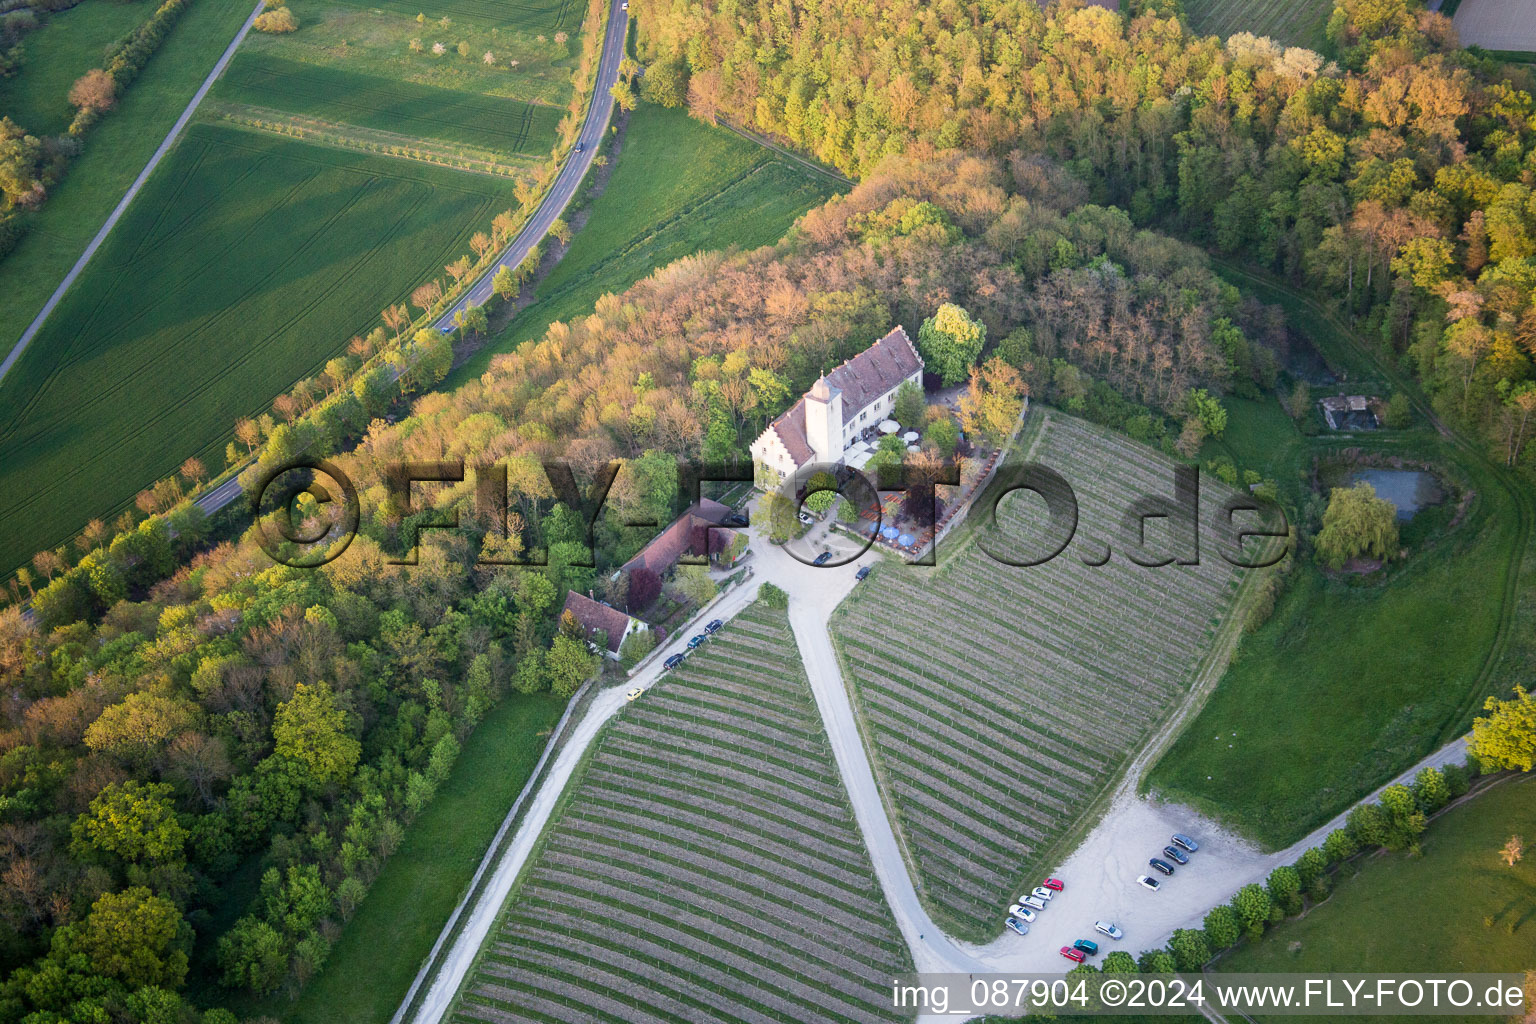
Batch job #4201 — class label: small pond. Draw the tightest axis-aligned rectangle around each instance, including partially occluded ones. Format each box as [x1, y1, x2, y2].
[1348, 468, 1444, 520]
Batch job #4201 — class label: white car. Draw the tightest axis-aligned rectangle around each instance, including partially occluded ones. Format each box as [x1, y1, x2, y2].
[1094, 920, 1123, 940]
[625, 687, 644, 702]
[1022, 895, 1047, 911]
[797, 511, 814, 525]
[1031, 886, 1054, 901]
[1008, 904, 1036, 923]
[1005, 917, 1028, 937]
[1137, 875, 1161, 892]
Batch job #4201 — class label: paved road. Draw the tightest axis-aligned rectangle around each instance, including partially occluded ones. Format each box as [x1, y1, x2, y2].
[400, 576, 768, 1024]
[432, 0, 629, 333]
[0, 0, 266, 385]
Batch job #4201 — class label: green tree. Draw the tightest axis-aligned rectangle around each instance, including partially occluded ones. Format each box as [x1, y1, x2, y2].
[547, 633, 597, 697]
[1138, 949, 1177, 973]
[217, 916, 288, 995]
[618, 628, 655, 669]
[759, 583, 788, 608]
[1185, 387, 1228, 437]
[1203, 904, 1240, 950]
[492, 264, 517, 301]
[610, 78, 636, 112]
[1322, 827, 1359, 865]
[1471, 686, 1536, 772]
[72, 781, 187, 864]
[1412, 765, 1451, 812]
[1266, 864, 1303, 916]
[79, 887, 189, 989]
[916, 303, 985, 385]
[1231, 883, 1272, 940]
[1168, 928, 1210, 970]
[273, 682, 360, 787]
[1313, 482, 1399, 569]
[1102, 951, 1138, 973]
[673, 564, 717, 606]
[892, 380, 925, 427]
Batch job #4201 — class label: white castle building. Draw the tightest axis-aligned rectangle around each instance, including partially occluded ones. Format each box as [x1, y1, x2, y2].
[750, 326, 924, 488]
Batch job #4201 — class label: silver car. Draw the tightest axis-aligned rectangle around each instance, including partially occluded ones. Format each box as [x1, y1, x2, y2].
[1022, 895, 1047, 911]
[1008, 904, 1036, 923]
[1094, 920, 1123, 940]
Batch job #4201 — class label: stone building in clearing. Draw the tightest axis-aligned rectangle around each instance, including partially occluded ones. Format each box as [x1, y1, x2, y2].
[749, 326, 924, 488]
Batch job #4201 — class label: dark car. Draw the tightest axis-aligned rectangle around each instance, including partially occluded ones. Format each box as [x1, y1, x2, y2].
[1162, 846, 1189, 865]
[813, 551, 834, 566]
[1072, 939, 1099, 956]
[1171, 833, 1199, 853]
[724, 513, 749, 527]
[664, 653, 686, 669]
[855, 565, 871, 580]
[704, 619, 723, 634]
[575, 142, 585, 153]
[1149, 857, 1175, 876]
[687, 634, 707, 650]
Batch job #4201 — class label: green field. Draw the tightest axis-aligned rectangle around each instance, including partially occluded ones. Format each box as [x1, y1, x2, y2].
[1185, 0, 1334, 48]
[0, 0, 255, 350]
[0, 124, 516, 577]
[450, 605, 913, 1023]
[1217, 775, 1536, 988]
[448, 103, 845, 386]
[200, 692, 566, 1024]
[213, 54, 564, 156]
[1147, 270, 1533, 850]
[0, 0, 148, 135]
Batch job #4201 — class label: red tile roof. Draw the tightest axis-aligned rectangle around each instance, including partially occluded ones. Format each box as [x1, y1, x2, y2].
[621, 499, 735, 576]
[560, 591, 636, 654]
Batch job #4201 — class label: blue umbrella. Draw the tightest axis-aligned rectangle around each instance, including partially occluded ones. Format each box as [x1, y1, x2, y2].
[880, 526, 899, 540]
[898, 533, 915, 546]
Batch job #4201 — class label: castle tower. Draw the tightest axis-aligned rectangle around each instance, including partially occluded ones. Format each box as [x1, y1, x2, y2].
[804, 375, 843, 466]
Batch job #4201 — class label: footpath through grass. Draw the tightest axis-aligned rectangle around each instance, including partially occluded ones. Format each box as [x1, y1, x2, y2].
[447, 102, 845, 386]
[0, 124, 517, 578]
[0, 0, 255, 351]
[1148, 271, 1534, 850]
[209, 692, 566, 1024]
[1216, 775, 1536, 988]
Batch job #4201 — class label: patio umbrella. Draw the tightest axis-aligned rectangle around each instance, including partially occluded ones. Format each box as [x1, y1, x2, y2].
[907, 444, 921, 454]
[880, 526, 899, 540]
[878, 419, 899, 433]
[897, 534, 915, 546]
[902, 431, 920, 442]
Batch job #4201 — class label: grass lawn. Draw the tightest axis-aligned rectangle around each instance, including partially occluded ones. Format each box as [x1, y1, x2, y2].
[0, 124, 517, 578]
[1217, 775, 1536, 983]
[213, 54, 563, 155]
[1184, 0, 1334, 48]
[203, 692, 566, 1024]
[1147, 272, 1532, 849]
[0, 0, 255, 351]
[0, 0, 148, 135]
[447, 102, 845, 386]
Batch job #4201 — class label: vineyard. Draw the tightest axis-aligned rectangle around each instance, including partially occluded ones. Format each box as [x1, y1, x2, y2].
[452, 604, 913, 1024]
[1184, 0, 1333, 48]
[830, 412, 1251, 940]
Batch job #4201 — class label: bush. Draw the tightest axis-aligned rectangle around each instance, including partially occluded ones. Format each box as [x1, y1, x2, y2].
[618, 628, 655, 669]
[758, 582, 787, 608]
[253, 6, 298, 32]
[1382, 392, 1412, 428]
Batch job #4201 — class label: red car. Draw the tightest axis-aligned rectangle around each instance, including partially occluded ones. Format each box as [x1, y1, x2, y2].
[1043, 878, 1064, 891]
[1060, 946, 1085, 963]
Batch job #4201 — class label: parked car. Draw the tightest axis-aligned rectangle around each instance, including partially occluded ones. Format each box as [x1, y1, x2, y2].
[625, 687, 644, 702]
[1094, 921, 1122, 940]
[1042, 878, 1064, 891]
[1059, 946, 1085, 963]
[1162, 846, 1189, 865]
[1073, 939, 1099, 956]
[1031, 886, 1054, 901]
[1137, 875, 1161, 891]
[687, 634, 707, 650]
[1171, 833, 1199, 852]
[664, 653, 686, 669]
[1149, 858, 1175, 876]
[797, 511, 814, 525]
[1022, 895, 1047, 911]
[855, 565, 871, 580]
[1005, 917, 1028, 937]
[1008, 904, 1035, 923]
[725, 514, 748, 527]
[704, 619, 723, 634]
[812, 551, 834, 566]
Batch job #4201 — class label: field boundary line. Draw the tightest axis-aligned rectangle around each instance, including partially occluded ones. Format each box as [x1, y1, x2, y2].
[0, 0, 266, 383]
